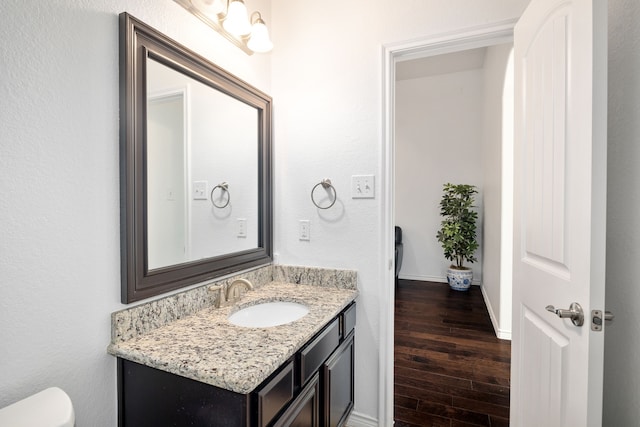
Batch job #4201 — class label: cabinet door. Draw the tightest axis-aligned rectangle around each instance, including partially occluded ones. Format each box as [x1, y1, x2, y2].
[323, 332, 354, 427]
[272, 373, 320, 427]
[256, 360, 294, 427]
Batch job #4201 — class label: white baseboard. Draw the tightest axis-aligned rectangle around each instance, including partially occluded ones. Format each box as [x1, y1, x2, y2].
[480, 285, 512, 340]
[398, 274, 481, 287]
[346, 411, 378, 427]
[398, 273, 446, 283]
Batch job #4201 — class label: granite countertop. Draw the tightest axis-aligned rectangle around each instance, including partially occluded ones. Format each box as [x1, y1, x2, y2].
[108, 281, 358, 394]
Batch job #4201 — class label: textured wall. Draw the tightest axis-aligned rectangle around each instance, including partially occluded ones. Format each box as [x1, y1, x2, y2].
[480, 43, 513, 339]
[270, 0, 530, 422]
[603, 0, 640, 424]
[395, 69, 485, 284]
[0, 0, 270, 425]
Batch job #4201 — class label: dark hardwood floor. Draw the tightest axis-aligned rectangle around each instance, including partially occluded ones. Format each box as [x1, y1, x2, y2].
[394, 279, 511, 427]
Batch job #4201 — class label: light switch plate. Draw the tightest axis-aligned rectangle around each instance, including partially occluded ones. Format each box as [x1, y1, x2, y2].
[351, 175, 375, 199]
[166, 188, 176, 201]
[237, 218, 247, 237]
[299, 220, 310, 241]
[193, 181, 208, 200]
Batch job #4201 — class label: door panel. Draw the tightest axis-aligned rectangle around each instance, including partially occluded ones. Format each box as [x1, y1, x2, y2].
[522, 6, 568, 272]
[520, 307, 568, 426]
[512, 0, 607, 425]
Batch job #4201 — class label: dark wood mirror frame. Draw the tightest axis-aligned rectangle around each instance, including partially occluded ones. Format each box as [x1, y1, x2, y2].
[119, 13, 272, 303]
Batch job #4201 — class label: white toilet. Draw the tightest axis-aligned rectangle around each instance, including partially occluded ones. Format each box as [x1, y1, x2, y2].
[0, 387, 75, 427]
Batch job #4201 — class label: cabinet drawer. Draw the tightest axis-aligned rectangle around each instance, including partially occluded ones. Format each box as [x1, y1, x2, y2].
[256, 360, 294, 427]
[300, 319, 340, 385]
[341, 303, 356, 338]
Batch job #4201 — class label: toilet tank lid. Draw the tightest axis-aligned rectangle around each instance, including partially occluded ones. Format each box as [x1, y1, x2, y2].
[0, 387, 75, 427]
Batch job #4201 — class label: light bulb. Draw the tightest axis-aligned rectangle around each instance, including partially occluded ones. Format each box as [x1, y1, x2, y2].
[247, 20, 273, 53]
[222, 0, 251, 36]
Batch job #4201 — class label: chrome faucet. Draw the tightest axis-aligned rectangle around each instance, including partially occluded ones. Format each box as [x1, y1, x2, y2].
[209, 278, 254, 308]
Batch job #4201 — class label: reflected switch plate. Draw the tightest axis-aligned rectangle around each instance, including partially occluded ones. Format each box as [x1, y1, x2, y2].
[237, 218, 247, 237]
[299, 220, 310, 241]
[193, 181, 208, 200]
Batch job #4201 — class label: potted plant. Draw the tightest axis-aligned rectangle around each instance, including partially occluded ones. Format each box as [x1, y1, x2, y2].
[436, 183, 479, 291]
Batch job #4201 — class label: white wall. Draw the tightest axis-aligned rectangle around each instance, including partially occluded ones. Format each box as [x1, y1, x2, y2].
[147, 58, 260, 263]
[480, 44, 513, 339]
[0, 0, 270, 425]
[188, 80, 259, 259]
[603, 0, 640, 424]
[395, 69, 484, 284]
[270, 1, 530, 422]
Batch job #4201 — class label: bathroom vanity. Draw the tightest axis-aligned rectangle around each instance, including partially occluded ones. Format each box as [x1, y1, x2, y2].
[109, 271, 357, 427]
[115, 14, 357, 426]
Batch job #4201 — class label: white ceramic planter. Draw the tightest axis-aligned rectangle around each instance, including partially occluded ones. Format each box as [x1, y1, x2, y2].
[447, 267, 473, 291]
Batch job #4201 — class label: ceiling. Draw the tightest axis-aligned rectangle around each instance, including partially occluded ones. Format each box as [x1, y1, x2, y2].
[395, 47, 487, 81]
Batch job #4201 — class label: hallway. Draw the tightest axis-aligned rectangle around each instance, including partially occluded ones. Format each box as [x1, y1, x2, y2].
[394, 280, 511, 426]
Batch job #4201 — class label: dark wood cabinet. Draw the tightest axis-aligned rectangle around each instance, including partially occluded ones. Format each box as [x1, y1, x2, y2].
[118, 302, 355, 427]
[118, 358, 251, 426]
[256, 360, 295, 427]
[300, 319, 340, 385]
[273, 373, 320, 427]
[323, 332, 355, 427]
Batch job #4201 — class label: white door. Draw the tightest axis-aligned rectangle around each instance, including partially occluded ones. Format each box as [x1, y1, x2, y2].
[511, 0, 608, 425]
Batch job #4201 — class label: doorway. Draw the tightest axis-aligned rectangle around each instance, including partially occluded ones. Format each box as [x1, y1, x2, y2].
[147, 92, 188, 269]
[379, 20, 517, 426]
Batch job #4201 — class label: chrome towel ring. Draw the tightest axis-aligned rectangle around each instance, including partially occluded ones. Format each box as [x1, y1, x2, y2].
[210, 182, 230, 208]
[311, 179, 337, 209]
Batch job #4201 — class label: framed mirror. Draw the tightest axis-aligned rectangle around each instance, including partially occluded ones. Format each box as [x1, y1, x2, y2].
[119, 13, 272, 303]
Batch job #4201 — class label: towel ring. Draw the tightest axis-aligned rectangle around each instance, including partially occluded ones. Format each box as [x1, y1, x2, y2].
[210, 182, 230, 208]
[311, 179, 337, 209]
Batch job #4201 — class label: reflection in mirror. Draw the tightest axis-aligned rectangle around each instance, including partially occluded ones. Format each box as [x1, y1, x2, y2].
[119, 13, 272, 303]
[146, 58, 259, 270]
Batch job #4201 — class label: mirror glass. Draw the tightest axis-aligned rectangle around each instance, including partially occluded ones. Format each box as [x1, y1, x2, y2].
[146, 58, 259, 270]
[120, 13, 272, 303]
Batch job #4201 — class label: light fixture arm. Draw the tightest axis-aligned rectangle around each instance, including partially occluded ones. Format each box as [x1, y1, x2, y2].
[250, 11, 265, 25]
[215, 0, 234, 18]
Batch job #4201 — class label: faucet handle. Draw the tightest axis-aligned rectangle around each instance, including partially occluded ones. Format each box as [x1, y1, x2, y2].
[208, 285, 226, 308]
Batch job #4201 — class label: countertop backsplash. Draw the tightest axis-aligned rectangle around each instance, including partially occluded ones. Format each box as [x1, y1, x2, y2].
[111, 264, 357, 344]
[272, 265, 357, 289]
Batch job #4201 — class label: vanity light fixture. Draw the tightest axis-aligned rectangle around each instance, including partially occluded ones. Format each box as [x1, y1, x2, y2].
[176, 0, 273, 55]
[246, 12, 273, 53]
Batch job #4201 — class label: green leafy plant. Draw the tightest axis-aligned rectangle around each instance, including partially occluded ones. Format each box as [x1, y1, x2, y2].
[436, 183, 479, 269]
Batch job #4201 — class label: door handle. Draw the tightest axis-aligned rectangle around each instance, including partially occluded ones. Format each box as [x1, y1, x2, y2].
[545, 302, 584, 326]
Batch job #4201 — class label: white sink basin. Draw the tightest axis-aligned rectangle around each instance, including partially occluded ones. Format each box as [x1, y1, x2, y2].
[228, 301, 309, 328]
